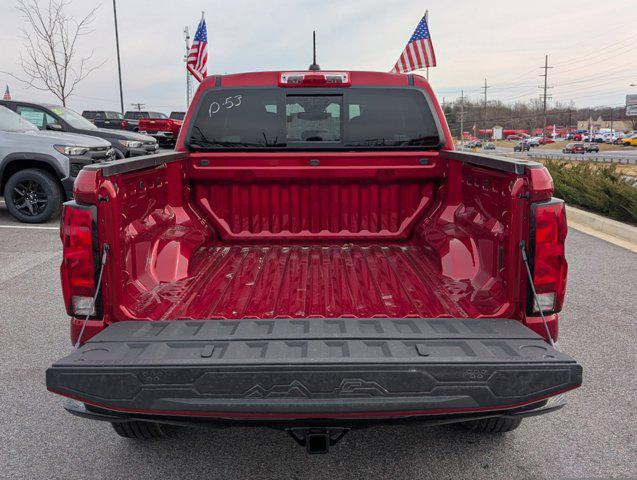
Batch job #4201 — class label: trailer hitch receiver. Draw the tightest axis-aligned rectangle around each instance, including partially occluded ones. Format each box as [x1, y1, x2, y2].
[287, 428, 349, 454]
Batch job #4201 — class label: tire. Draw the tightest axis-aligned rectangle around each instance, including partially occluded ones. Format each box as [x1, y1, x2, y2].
[3, 168, 61, 223]
[111, 421, 166, 439]
[460, 416, 522, 433]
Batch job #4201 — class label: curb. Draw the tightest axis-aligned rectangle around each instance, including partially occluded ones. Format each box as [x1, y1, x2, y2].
[566, 205, 637, 253]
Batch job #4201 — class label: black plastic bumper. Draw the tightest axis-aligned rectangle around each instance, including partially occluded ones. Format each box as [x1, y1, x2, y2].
[46, 318, 582, 420]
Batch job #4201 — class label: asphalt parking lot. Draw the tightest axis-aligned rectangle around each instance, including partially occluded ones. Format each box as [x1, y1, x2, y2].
[1, 202, 635, 480]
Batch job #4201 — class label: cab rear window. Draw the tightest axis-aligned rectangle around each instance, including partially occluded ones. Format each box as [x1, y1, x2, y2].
[188, 87, 441, 150]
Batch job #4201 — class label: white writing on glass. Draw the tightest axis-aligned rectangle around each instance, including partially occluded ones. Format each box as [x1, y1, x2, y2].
[209, 95, 242, 117]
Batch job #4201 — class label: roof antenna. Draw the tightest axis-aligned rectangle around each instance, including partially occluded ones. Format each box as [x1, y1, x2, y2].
[308, 30, 320, 71]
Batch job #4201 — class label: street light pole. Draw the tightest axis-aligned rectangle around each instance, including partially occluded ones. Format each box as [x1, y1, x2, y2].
[112, 0, 124, 114]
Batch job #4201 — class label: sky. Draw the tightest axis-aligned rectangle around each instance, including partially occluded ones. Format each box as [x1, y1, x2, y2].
[0, 0, 635, 114]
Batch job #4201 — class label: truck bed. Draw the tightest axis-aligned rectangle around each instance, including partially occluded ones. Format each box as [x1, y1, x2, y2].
[127, 243, 502, 321]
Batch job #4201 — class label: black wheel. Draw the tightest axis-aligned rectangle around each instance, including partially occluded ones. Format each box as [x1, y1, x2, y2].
[3, 168, 61, 223]
[111, 421, 166, 439]
[460, 416, 522, 433]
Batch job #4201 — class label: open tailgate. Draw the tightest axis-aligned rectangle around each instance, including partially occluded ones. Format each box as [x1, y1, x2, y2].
[46, 318, 581, 418]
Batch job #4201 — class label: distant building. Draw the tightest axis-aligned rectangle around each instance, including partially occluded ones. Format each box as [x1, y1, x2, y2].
[577, 116, 631, 132]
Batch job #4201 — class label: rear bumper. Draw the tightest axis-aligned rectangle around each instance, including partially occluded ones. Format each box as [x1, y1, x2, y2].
[46, 318, 582, 421]
[62, 394, 567, 430]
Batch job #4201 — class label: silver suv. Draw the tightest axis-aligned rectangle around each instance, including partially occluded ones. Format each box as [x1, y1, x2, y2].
[0, 105, 114, 223]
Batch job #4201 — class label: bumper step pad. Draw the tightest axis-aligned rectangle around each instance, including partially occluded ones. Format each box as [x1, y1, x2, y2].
[46, 318, 581, 418]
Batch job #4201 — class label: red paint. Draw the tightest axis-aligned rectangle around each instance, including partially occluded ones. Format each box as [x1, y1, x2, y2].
[524, 313, 559, 340]
[70, 318, 105, 345]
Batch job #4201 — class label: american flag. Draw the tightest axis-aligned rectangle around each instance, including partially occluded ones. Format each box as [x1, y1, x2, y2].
[392, 14, 437, 74]
[2, 85, 10, 100]
[187, 14, 208, 82]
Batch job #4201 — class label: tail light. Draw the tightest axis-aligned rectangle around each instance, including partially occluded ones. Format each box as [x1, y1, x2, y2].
[121, 120, 127, 129]
[60, 202, 98, 317]
[528, 199, 568, 314]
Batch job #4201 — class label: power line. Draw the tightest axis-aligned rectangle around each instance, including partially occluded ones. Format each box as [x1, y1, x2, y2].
[553, 34, 637, 68]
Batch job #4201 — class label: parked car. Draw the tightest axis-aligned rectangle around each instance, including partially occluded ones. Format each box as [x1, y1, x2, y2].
[0, 101, 158, 159]
[582, 133, 604, 143]
[483, 141, 495, 150]
[82, 110, 129, 132]
[527, 137, 541, 147]
[585, 143, 599, 153]
[138, 112, 183, 146]
[537, 137, 555, 145]
[506, 134, 521, 141]
[514, 141, 530, 152]
[622, 134, 637, 147]
[562, 143, 585, 154]
[0, 105, 114, 223]
[46, 70, 582, 451]
[170, 111, 185, 120]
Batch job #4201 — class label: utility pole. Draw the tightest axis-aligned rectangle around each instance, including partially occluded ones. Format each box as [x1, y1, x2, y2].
[568, 108, 572, 134]
[588, 107, 592, 140]
[481, 78, 490, 140]
[609, 107, 614, 135]
[184, 26, 192, 108]
[131, 103, 145, 112]
[460, 90, 465, 147]
[112, 0, 124, 114]
[539, 54, 553, 138]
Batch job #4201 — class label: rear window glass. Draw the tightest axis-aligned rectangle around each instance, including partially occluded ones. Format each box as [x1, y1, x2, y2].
[189, 87, 440, 150]
[286, 95, 341, 143]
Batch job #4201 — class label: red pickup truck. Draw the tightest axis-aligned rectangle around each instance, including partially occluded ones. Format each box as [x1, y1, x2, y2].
[47, 70, 581, 453]
[138, 112, 182, 146]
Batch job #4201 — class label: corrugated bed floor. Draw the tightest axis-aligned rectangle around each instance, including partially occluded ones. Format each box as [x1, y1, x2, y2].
[131, 245, 486, 320]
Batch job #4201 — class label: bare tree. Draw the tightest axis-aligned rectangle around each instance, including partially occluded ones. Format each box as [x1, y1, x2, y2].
[8, 0, 103, 106]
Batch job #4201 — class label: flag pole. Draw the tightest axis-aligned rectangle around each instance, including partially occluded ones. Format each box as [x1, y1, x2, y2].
[425, 10, 429, 81]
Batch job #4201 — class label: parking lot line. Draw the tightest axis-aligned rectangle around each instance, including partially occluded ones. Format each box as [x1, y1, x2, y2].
[0, 224, 58, 230]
